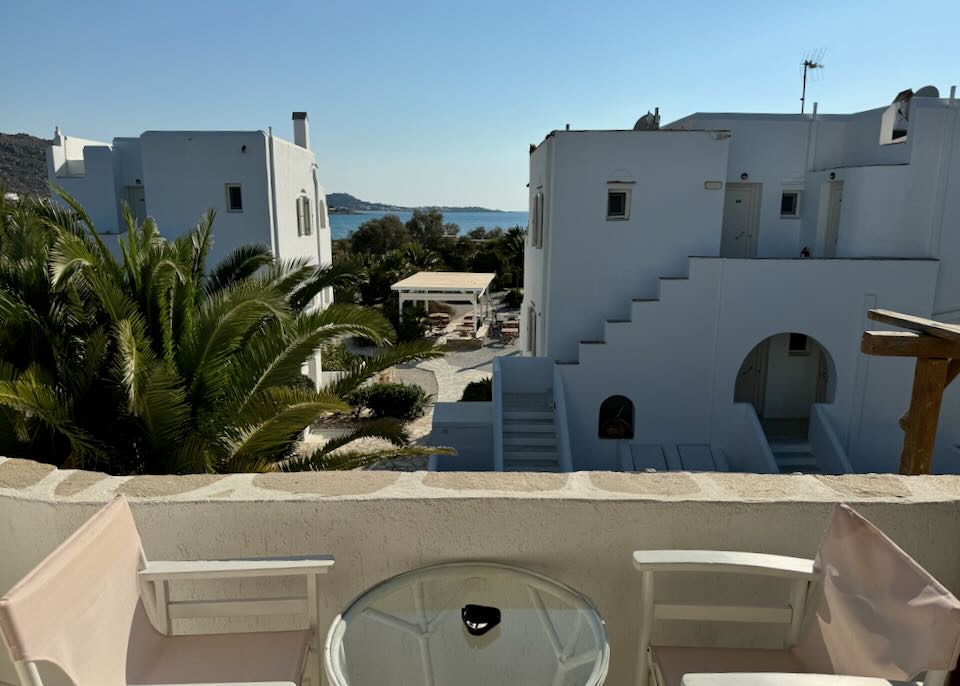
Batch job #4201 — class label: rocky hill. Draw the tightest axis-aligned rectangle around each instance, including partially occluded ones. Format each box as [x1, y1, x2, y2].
[326, 192, 502, 214]
[0, 133, 50, 197]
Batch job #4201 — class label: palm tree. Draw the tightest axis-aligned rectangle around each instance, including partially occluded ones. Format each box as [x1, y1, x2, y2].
[0, 189, 448, 474]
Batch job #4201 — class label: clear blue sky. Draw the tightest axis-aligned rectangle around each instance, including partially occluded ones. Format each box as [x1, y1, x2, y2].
[6, 0, 958, 210]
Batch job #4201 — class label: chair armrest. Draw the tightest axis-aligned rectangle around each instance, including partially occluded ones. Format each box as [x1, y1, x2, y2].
[632, 550, 818, 580]
[140, 556, 334, 582]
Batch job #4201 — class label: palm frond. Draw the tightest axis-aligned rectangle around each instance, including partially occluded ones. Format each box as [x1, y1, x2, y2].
[205, 244, 274, 295]
[327, 339, 444, 397]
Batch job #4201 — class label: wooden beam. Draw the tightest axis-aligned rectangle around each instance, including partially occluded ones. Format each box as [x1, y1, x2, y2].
[868, 309, 960, 343]
[899, 357, 949, 475]
[861, 330, 960, 358]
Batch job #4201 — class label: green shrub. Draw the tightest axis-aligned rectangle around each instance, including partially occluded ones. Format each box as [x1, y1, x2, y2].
[460, 378, 492, 402]
[320, 342, 356, 372]
[503, 288, 523, 309]
[349, 382, 432, 421]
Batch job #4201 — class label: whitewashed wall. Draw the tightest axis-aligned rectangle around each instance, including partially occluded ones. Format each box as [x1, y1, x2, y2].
[558, 257, 938, 472]
[138, 131, 274, 266]
[270, 137, 327, 266]
[536, 130, 729, 361]
[46, 141, 119, 232]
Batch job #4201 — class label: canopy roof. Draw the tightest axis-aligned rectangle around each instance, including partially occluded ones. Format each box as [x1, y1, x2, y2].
[391, 271, 496, 295]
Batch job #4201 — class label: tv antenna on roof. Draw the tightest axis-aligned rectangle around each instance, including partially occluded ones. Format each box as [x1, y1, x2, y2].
[800, 49, 826, 114]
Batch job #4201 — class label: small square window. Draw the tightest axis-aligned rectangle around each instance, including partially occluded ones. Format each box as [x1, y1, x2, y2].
[225, 184, 243, 212]
[780, 191, 800, 218]
[788, 333, 810, 355]
[607, 190, 630, 220]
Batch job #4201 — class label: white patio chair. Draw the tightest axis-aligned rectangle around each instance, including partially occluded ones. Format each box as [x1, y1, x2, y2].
[633, 504, 960, 686]
[0, 496, 333, 686]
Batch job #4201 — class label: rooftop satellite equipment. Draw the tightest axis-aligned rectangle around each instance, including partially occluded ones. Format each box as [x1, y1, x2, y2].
[633, 107, 661, 131]
[915, 85, 940, 98]
[800, 49, 826, 113]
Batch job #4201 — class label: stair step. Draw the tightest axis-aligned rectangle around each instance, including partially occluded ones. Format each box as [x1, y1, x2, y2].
[505, 443, 559, 453]
[632, 298, 658, 303]
[607, 319, 631, 324]
[503, 463, 560, 472]
[580, 340, 605, 345]
[555, 360, 579, 365]
[769, 441, 812, 454]
[504, 434, 557, 447]
[776, 453, 820, 474]
[503, 453, 559, 462]
[503, 410, 553, 420]
[502, 421, 555, 433]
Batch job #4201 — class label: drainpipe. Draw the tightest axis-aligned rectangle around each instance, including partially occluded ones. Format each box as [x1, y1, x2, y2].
[266, 127, 280, 257]
[929, 86, 958, 263]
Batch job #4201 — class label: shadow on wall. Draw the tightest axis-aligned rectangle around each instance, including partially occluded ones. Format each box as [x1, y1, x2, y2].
[734, 332, 837, 420]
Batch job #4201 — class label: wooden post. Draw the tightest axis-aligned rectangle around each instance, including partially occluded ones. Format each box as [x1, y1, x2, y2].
[899, 357, 949, 475]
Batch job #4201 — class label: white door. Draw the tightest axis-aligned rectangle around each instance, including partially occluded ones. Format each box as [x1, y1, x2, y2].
[125, 186, 147, 224]
[823, 181, 843, 257]
[721, 183, 760, 257]
[734, 340, 769, 416]
[526, 305, 537, 355]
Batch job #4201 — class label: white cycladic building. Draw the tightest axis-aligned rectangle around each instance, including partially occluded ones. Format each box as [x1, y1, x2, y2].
[47, 112, 334, 383]
[431, 86, 960, 475]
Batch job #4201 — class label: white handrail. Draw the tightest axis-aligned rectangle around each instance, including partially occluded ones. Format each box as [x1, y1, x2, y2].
[553, 365, 574, 472]
[493, 357, 505, 471]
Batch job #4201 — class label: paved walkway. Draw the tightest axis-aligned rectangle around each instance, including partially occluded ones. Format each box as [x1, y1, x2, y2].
[366, 341, 520, 470]
[305, 339, 521, 472]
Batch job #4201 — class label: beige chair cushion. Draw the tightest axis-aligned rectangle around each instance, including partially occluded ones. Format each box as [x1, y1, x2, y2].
[793, 504, 960, 679]
[651, 646, 805, 686]
[0, 497, 144, 686]
[127, 604, 311, 685]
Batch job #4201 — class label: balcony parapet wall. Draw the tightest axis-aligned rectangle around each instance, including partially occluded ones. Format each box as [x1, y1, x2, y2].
[3, 456, 960, 685]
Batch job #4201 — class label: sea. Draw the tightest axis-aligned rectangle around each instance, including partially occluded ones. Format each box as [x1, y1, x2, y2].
[328, 210, 528, 241]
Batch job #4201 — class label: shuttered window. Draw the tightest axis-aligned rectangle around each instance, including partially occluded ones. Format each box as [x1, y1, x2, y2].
[530, 192, 544, 249]
[296, 196, 313, 236]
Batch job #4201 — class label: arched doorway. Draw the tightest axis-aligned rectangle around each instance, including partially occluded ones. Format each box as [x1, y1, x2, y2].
[735, 332, 835, 420]
[598, 395, 635, 439]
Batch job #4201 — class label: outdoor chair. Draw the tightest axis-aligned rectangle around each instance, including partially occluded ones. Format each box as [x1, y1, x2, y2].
[0, 496, 333, 686]
[633, 504, 960, 686]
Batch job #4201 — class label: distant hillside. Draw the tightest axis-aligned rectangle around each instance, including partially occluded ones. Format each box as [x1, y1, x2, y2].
[0, 133, 50, 197]
[327, 192, 503, 214]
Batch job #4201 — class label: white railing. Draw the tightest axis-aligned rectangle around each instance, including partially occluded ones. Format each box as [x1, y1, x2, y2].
[497, 355, 554, 395]
[722, 403, 779, 473]
[809, 403, 853, 474]
[493, 356, 505, 471]
[553, 365, 574, 472]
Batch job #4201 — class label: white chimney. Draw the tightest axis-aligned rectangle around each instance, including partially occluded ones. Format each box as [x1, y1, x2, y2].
[292, 112, 310, 149]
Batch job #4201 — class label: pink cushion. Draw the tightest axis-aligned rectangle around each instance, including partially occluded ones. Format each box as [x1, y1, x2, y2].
[651, 646, 805, 686]
[793, 504, 960, 679]
[127, 604, 310, 685]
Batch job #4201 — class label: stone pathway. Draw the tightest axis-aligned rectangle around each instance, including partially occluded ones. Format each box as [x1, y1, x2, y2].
[308, 293, 523, 471]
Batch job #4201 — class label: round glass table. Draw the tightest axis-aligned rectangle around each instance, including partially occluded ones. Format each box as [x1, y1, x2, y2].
[325, 562, 609, 686]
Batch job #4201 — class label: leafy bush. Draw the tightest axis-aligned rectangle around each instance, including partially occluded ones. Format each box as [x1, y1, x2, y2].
[460, 378, 492, 402]
[350, 383, 432, 421]
[503, 288, 523, 309]
[320, 343, 356, 372]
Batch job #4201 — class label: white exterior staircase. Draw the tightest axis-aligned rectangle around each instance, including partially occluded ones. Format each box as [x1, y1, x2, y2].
[769, 439, 820, 474]
[502, 393, 561, 472]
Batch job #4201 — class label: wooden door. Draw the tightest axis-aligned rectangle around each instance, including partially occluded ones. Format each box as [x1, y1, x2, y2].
[824, 181, 844, 257]
[734, 340, 769, 415]
[721, 183, 761, 257]
[125, 186, 147, 224]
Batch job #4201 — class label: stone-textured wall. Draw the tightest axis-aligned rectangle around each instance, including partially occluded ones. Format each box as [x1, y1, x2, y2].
[2, 457, 960, 685]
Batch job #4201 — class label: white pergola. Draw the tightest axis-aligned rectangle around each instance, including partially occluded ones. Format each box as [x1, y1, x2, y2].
[391, 271, 496, 334]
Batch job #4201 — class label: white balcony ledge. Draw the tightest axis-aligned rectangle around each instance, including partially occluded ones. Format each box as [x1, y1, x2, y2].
[2, 456, 960, 685]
